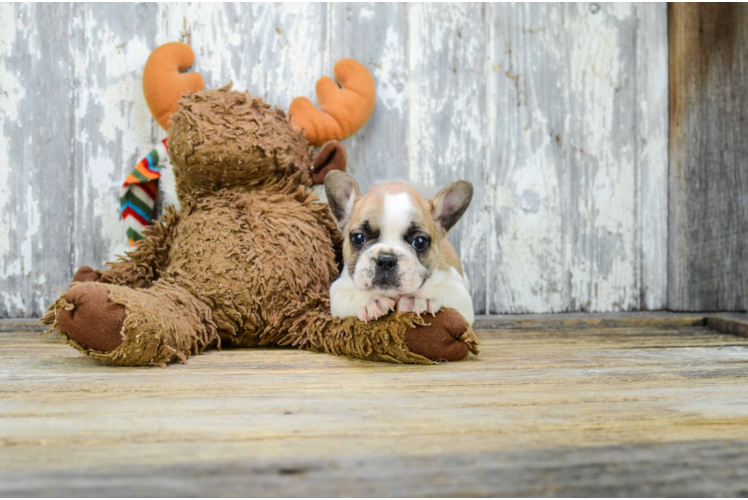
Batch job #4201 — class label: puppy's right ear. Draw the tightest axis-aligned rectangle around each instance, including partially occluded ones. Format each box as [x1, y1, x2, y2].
[324, 170, 360, 230]
[430, 180, 473, 235]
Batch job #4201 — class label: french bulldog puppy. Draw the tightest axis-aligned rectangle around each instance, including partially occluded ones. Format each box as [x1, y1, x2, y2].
[325, 171, 474, 325]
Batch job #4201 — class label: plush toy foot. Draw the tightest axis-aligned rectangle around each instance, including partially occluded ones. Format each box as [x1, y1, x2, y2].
[405, 308, 479, 361]
[57, 283, 126, 352]
[72, 266, 109, 283]
[42, 281, 220, 366]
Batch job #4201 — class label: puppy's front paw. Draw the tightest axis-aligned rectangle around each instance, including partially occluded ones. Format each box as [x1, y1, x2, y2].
[397, 296, 442, 316]
[398, 296, 427, 314]
[359, 296, 397, 322]
[396, 296, 415, 314]
[426, 297, 442, 316]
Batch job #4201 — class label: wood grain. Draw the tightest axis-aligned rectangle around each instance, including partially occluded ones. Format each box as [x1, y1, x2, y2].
[487, 3, 568, 314]
[668, 3, 748, 311]
[1, 323, 748, 496]
[0, 3, 669, 317]
[408, 3, 490, 312]
[564, 4, 640, 313]
[0, 4, 77, 318]
[3, 440, 748, 497]
[485, 3, 669, 314]
[329, 3, 409, 192]
[636, 4, 669, 310]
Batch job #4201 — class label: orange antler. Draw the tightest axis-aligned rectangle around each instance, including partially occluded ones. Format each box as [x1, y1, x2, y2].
[289, 59, 375, 147]
[143, 42, 205, 131]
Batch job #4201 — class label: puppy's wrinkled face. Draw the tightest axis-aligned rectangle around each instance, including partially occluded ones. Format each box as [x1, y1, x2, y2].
[346, 187, 435, 294]
[325, 172, 472, 296]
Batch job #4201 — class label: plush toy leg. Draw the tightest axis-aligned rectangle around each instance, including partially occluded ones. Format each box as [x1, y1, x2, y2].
[403, 309, 480, 361]
[283, 308, 479, 364]
[42, 281, 218, 367]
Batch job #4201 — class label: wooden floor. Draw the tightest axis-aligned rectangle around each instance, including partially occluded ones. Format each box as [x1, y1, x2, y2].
[2, 315, 748, 497]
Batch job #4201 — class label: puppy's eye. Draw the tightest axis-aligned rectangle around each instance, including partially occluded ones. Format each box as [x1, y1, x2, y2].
[412, 236, 429, 252]
[351, 232, 366, 246]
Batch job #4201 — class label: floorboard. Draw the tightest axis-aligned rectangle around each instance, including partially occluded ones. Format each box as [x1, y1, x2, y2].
[1, 321, 748, 496]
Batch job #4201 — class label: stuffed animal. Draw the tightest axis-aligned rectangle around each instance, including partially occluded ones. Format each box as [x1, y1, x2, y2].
[41, 42, 479, 367]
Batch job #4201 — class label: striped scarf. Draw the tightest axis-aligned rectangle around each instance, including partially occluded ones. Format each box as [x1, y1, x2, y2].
[120, 138, 168, 246]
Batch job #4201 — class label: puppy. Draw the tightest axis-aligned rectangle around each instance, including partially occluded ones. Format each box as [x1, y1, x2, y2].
[325, 171, 474, 325]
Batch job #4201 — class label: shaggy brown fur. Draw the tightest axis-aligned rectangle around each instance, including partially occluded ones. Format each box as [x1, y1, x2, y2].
[41, 86, 479, 366]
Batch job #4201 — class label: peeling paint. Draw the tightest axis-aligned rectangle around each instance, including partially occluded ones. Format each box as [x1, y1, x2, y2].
[0, 5, 25, 277]
[373, 25, 407, 114]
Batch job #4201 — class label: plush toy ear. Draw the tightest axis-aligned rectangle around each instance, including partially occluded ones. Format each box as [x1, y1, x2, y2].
[324, 170, 360, 230]
[143, 42, 205, 131]
[311, 141, 347, 185]
[430, 181, 473, 234]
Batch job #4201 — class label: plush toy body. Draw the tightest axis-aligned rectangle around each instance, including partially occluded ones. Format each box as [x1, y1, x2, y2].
[42, 43, 478, 367]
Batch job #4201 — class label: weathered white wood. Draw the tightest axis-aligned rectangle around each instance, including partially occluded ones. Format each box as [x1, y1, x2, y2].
[329, 3, 409, 192]
[0, 3, 669, 317]
[408, 3, 489, 312]
[486, 4, 668, 313]
[565, 3, 641, 313]
[69, 3, 160, 274]
[158, 3, 329, 110]
[487, 3, 569, 313]
[0, 4, 77, 318]
[636, 3, 669, 310]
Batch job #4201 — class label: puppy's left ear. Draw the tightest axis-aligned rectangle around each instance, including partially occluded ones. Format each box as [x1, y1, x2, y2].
[325, 170, 360, 230]
[430, 181, 473, 234]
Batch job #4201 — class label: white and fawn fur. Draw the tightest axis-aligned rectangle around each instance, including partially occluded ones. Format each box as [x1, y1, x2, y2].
[325, 172, 474, 325]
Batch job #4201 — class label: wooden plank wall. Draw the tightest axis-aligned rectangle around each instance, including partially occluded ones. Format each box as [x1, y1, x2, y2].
[0, 3, 668, 318]
[668, 4, 748, 311]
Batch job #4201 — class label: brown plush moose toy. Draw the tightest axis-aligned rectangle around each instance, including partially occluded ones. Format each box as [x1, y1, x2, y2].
[42, 42, 479, 367]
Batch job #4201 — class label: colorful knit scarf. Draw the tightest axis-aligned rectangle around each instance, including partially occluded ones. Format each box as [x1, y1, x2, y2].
[120, 138, 168, 246]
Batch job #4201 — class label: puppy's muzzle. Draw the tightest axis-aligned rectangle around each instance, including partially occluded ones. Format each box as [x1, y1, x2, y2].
[372, 252, 400, 288]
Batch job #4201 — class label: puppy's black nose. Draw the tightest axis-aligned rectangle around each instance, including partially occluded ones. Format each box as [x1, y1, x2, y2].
[375, 253, 398, 271]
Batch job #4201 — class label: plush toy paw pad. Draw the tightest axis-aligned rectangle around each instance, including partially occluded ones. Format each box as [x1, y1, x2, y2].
[58, 283, 126, 352]
[73, 266, 110, 284]
[404, 308, 472, 362]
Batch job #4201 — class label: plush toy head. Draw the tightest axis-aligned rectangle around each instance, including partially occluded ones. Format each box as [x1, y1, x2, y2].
[141, 42, 374, 202]
[168, 85, 315, 199]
